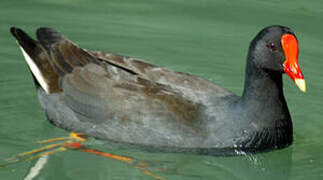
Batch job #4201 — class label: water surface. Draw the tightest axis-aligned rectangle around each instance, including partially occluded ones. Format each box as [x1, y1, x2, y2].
[1, 0, 322, 179]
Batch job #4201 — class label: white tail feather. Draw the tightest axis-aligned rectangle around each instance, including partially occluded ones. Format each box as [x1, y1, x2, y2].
[19, 45, 50, 93]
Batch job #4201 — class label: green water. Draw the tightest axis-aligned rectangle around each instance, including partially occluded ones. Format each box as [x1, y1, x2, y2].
[1, 0, 322, 179]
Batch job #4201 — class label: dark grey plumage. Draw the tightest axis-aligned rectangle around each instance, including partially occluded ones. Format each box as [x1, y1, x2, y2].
[10, 26, 297, 155]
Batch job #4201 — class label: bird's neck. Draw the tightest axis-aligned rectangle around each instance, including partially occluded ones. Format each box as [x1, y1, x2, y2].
[237, 58, 293, 150]
[241, 60, 285, 103]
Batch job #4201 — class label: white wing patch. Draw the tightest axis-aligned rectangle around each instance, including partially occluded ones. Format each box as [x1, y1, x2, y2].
[19, 45, 50, 93]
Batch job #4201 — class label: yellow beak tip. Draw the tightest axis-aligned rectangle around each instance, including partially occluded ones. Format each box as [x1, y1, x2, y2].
[295, 78, 306, 93]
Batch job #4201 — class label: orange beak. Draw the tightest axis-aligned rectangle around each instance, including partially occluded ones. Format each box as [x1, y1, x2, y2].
[281, 34, 306, 92]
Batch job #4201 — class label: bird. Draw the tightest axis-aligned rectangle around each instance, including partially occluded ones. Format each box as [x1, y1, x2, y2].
[10, 25, 305, 155]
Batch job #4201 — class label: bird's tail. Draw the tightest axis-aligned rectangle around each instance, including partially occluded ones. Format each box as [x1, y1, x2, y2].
[10, 27, 61, 94]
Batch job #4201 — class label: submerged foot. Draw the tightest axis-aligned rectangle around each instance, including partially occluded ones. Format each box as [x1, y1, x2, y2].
[1, 133, 166, 180]
[2, 133, 86, 166]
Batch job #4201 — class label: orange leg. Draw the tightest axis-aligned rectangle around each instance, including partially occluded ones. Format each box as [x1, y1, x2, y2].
[1, 133, 166, 180]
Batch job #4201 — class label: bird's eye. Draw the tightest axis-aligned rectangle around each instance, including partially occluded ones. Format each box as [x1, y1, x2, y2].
[266, 42, 276, 51]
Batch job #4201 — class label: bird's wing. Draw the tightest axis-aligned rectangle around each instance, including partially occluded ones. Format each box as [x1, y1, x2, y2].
[34, 28, 202, 130]
[89, 50, 233, 103]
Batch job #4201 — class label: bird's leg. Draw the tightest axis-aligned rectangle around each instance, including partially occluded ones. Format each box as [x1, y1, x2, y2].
[2, 133, 86, 166]
[79, 148, 166, 180]
[2, 133, 166, 180]
[37, 132, 88, 144]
